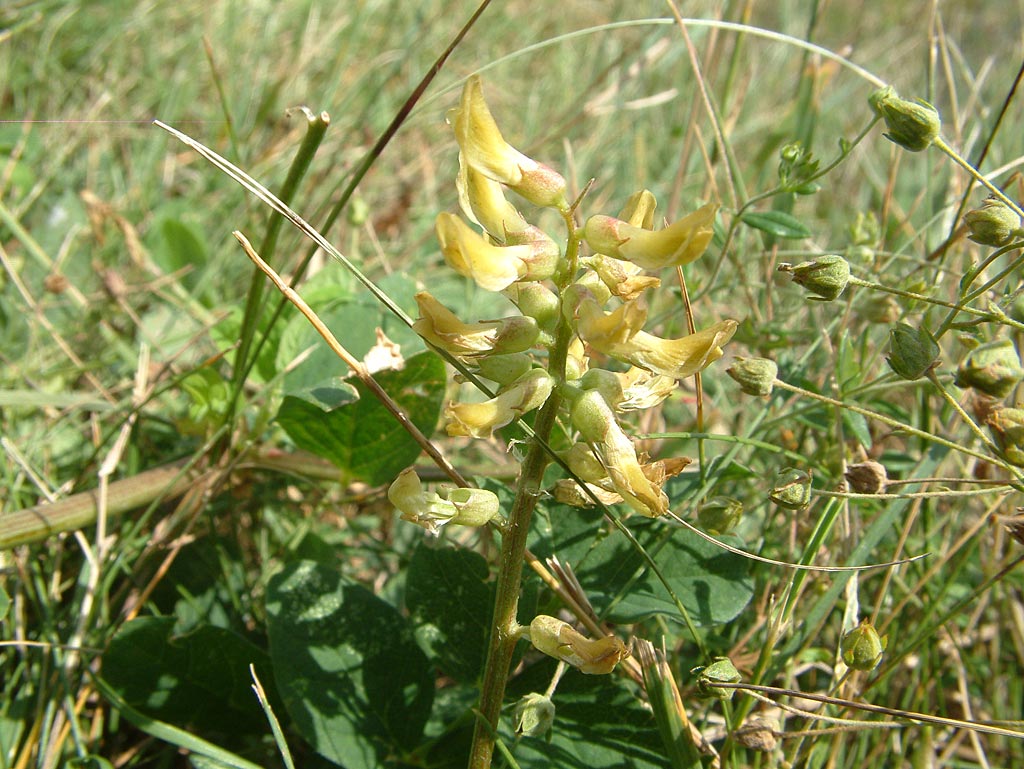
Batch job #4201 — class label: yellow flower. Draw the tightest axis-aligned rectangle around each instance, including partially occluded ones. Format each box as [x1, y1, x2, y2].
[446, 368, 553, 438]
[451, 75, 567, 209]
[527, 615, 630, 675]
[413, 292, 538, 358]
[570, 390, 668, 517]
[617, 321, 737, 380]
[582, 202, 718, 270]
[570, 289, 736, 379]
[436, 213, 557, 291]
[388, 468, 500, 533]
[456, 157, 529, 240]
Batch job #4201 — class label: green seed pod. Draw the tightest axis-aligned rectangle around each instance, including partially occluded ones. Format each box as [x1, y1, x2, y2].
[513, 693, 556, 738]
[841, 618, 888, 671]
[697, 496, 744, 535]
[963, 196, 1022, 248]
[844, 460, 888, 494]
[779, 255, 850, 301]
[887, 323, 939, 380]
[954, 339, 1024, 398]
[692, 657, 741, 700]
[869, 86, 941, 152]
[770, 467, 812, 510]
[726, 357, 778, 396]
[475, 352, 534, 386]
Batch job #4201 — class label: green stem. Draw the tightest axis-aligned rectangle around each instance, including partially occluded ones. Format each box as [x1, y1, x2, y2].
[933, 137, 1024, 219]
[225, 110, 330, 430]
[772, 379, 1019, 475]
[847, 275, 1024, 334]
[468, 211, 579, 769]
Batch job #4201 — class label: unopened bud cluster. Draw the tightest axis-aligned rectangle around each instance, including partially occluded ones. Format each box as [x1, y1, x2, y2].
[389, 75, 738, 535]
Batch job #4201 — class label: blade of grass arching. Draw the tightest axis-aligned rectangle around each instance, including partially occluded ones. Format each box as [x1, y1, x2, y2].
[230, 0, 495, 394]
[225, 109, 330, 431]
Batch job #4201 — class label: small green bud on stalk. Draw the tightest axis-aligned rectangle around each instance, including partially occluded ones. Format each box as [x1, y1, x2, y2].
[887, 323, 940, 380]
[692, 657, 741, 700]
[770, 467, 812, 510]
[778, 255, 850, 301]
[726, 357, 778, 396]
[868, 86, 941, 152]
[513, 693, 555, 737]
[841, 618, 888, 671]
[954, 339, 1024, 398]
[697, 496, 744, 535]
[963, 196, 1023, 247]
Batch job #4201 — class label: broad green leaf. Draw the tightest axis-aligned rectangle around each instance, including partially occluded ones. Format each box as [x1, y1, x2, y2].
[843, 409, 873, 450]
[266, 560, 433, 769]
[151, 218, 208, 293]
[101, 617, 274, 736]
[275, 350, 445, 485]
[0, 583, 9, 619]
[578, 523, 753, 627]
[405, 542, 491, 683]
[740, 210, 811, 239]
[285, 378, 359, 411]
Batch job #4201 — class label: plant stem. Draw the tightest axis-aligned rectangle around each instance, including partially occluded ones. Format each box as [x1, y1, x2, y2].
[468, 213, 579, 769]
[933, 137, 1024, 218]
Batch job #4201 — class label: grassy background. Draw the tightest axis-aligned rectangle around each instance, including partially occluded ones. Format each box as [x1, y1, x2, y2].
[3, 1, 1024, 767]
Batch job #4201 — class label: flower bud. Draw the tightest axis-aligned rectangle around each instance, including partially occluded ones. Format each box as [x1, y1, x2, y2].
[887, 322, 940, 380]
[963, 196, 1022, 248]
[770, 467, 812, 510]
[697, 496, 744, 535]
[868, 86, 941, 152]
[726, 357, 778, 396]
[986, 406, 1024, 466]
[579, 368, 625, 406]
[513, 693, 555, 737]
[692, 657, 741, 700]
[841, 618, 887, 671]
[474, 352, 534, 386]
[778, 255, 850, 301]
[954, 339, 1024, 398]
[505, 282, 560, 331]
[844, 460, 888, 494]
[527, 615, 630, 675]
[438, 485, 500, 527]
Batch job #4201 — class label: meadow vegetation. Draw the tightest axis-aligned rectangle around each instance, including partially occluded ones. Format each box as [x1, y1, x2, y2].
[2, 2, 1024, 768]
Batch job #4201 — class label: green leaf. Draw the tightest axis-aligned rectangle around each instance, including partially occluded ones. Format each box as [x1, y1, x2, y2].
[275, 351, 445, 485]
[0, 583, 9, 620]
[578, 523, 753, 627]
[101, 617, 275, 736]
[265, 561, 434, 769]
[405, 542, 492, 683]
[843, 409, 873, 450]
[286, 378, 359, 411]
[151, 218, 208, 293]
[68, 758, 114, 769]
[740, 210, 812, 239]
